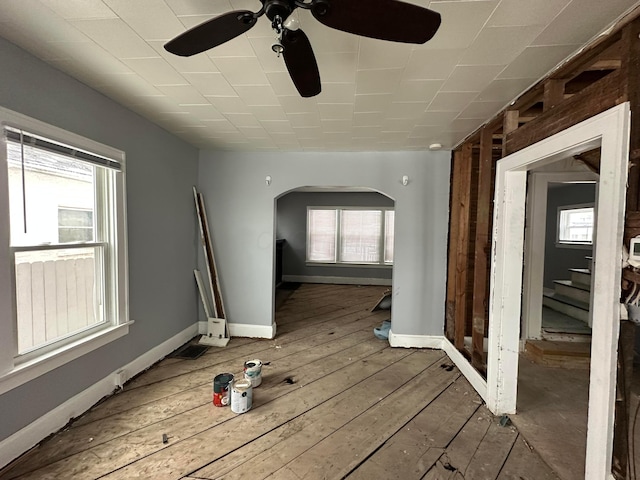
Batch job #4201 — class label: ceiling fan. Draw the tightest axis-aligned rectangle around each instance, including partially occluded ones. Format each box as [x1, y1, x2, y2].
[164, 0, 441, 98]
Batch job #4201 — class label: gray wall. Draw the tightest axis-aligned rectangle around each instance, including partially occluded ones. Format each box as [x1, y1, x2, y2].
[276, 191, 394, 282]
[198, 150, 451, 337]
[0, 37, 199, 440]
[544, 183, 596, 288]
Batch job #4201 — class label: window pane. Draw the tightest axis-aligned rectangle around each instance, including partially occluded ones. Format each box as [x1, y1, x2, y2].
[340, 210, 382, 263]
[14, 247, 105, 354]
[308, 209, 337, 262]
[558, 207, 594, 243]
[384, 210, 395, 263]
[7, 141, 95, 247]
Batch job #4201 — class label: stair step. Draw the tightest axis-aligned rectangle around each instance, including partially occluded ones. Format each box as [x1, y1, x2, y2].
[553, 280, 591, 303]
[569, 268, 591, 287]
[543, 290, 589, 323]
[525, 339, 591, 369]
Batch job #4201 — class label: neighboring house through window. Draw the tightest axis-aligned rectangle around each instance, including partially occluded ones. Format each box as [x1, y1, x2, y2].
[0, 107, 129, 392]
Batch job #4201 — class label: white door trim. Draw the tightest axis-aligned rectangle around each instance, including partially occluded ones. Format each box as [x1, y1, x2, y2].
[487, 102, 630, 480]
[522, 171, 598, 340]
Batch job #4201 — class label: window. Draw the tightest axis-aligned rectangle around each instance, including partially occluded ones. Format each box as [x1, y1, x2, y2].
[307, 207, 394, 265]
[557, 204, 594, 246]
[0, 107, 129, 389]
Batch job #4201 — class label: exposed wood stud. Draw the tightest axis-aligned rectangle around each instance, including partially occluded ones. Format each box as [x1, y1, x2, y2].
[503, 110, 519, 157]
[543, 79, 567, 111]
[471, 127, 493, 371]
[445, 151, 462, 342]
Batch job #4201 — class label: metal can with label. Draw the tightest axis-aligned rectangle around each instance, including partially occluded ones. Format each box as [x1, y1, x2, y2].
[230, 378, 253, 414]
[243, 359, 263, 387]
[213, 373, 234, 407]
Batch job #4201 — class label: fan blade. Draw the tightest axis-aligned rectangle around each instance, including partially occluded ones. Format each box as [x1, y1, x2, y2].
[282, 29, 321, 98]
[311, 0, 440, 44]
[165, 10, 257, 56]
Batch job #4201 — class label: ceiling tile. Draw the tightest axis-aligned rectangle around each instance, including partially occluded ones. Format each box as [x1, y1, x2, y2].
[261, 120, 293, 134]
[249, 38, 288, 73]
[233, 85, 279, 106]
[156, 84, 209, 104]
[182, 72, 237, 96]
[391, 80, 443, 103]
[317, 103, 354, 119]
[250, 105, 288, 121]
[534, 0, 640, 46]
[353, 112, 384, 127]
[103, 0, 186, 41]
[39, 0, 118, 20]
[426, 1, 500, 49]
[355, 69, 403, 95]
[416, 111, 459, 126]
[354, 94, 393, 113]
[206, 34, 256, 58]
[316, 52, 358, 83]
[386, 102, 428, 119]
[122, 57, 185, 85]
[266, 72, 299, 96]
[279, 96, 320, 114]
[317, 83, 357, 103]
[291, 126, 323, 139]
[214, 57, 270, 86]
[487, 0, 571, 27]
[238, 126, 270, 138]
[287, 112, 321, 128]
[147, 40, 220, 73]
[498, 44, 581, 79]
[476, 78, 536, 102]
[460, 25, 546, 65]
[428, 92, 478, 112]
[181, 104, 226, 121]
[208, 96, 251, 114]
[357, 38, 412, 70]
[458, 101, 506, 119]
[224, 113, 261, 127]
[404, 49, 464, 80]
[70, 18, 158, 58]
[165, 0, 233, 16]
[441, 65, 505, 92]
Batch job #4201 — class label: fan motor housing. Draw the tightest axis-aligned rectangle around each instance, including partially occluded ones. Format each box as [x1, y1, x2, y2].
[264, 0, 295, 21]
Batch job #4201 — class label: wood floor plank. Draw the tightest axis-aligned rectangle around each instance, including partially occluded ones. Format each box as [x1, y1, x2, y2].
[425, 407, 494, 478]
[347, 376, 482, 480]
[3, 327, 385, 478]
[0, 285, 558, 480]
[192, 350, 449, 480]
[96, 348, 416, 480]
[496, 436, 561, 480]
[72, 309, 385, 426]
[463, 421, 518, 479]
[269, 355, 457, 480]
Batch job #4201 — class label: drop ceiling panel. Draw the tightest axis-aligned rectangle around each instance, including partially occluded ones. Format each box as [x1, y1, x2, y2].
[165, 0, 233, 16]
[498, 44, 581, 79]
[426, 1, 500, 49]
[122, 57, 185, 85]
[213, 57, 270, 86]
[182, 72, 237, 96]
[70, 18, 158, 58]
[104, 0, 185, 41]
[460, 25, 546, 65]
[486, 0, 571, 27]
[441, 65, 505, 93]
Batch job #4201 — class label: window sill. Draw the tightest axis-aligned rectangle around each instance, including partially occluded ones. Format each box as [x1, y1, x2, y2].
[555, 242, 593, 250]
[306, 262, 393, 269]
[0, 321, 133, 396]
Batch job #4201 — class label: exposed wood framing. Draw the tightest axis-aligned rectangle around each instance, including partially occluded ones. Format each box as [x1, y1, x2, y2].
[445, 10, 640, 478]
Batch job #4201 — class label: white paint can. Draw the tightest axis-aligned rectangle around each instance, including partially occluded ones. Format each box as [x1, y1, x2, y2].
[244, 359, 263, 387]
[230, 378, 253, 414]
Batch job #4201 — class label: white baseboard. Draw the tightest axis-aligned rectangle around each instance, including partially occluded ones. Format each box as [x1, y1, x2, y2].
[283, 275, 392, 286]
[198, 321, 276, 339]
[441, 338, 488, 402]
[0, 323, 199, 470]
[388, 331, 444, 349]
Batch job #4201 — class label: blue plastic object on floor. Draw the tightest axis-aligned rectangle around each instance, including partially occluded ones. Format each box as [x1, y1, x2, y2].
[374, 320, 391, 340]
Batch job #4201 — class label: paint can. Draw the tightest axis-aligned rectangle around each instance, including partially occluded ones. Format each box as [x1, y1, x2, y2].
[213, 373, 234, 407]
[230, 378, 253, 414]
[243, 359, 263, 387]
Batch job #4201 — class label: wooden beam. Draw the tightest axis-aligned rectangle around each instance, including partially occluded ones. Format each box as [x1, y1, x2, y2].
[502, 110, 519, 157]
[505, 69, 623, 155]
[621, 17, 640, 212]
[543, 79, 566, 111]
[471, 127, 494, 371]
[445, 151, 462, 342]
[454, 143, 474, 350]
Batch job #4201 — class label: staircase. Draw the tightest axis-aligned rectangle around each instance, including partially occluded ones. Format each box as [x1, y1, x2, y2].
[525, 265, 592, 368]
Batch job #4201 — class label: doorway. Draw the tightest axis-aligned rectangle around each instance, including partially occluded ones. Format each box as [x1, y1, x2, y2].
[487, 103, 630, 479]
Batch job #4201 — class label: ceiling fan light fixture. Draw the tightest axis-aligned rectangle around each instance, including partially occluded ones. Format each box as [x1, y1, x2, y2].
[283, 15, 300, 31]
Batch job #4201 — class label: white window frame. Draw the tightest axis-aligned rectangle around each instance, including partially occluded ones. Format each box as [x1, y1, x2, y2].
[556, 202, 595, 248]
[0, 107, 130, 395]
[306, 206, 394, 266]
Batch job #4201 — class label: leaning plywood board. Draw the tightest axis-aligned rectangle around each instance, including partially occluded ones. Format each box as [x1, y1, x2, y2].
[193, 187, 229, 344]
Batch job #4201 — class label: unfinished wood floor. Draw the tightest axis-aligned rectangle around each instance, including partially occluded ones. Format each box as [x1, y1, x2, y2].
[1, 284, 560, 480]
